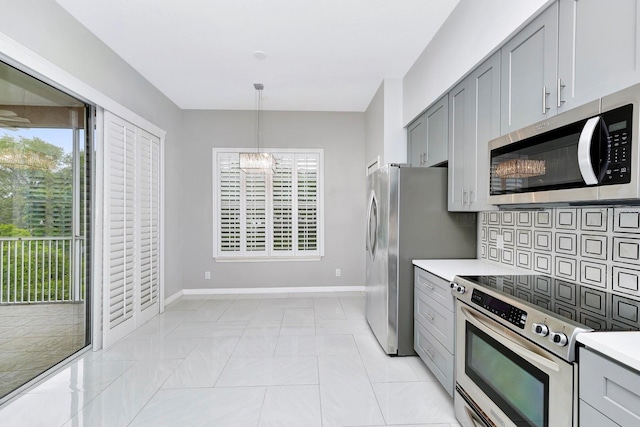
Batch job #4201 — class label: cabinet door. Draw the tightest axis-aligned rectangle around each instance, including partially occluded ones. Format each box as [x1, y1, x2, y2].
[425, 94, 449, 167]
[558, 0, 640, 112]
[469, 52, 501, 211]
[407, 114, 426, 167]
[448, 53, 500, 212]
[448, 81, 470, 211]
[501, 4, 558, 134]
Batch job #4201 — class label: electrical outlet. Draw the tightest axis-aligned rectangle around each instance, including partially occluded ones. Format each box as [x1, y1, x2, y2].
[335, 269, 341, 277]
[205, 271, 211, 280]
[497, 235, 504, 250]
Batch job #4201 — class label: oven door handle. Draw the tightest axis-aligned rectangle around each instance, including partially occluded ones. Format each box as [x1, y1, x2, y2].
[464, 406, 490, 427]
[461, 306, 561, 372]
[577, 116, 600, 185]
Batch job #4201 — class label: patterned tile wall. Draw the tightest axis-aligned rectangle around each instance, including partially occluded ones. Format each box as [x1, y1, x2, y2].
[480, 207, 640, 301]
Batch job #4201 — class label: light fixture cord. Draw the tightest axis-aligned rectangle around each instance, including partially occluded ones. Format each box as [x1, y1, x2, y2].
[255, 87, 262, 153]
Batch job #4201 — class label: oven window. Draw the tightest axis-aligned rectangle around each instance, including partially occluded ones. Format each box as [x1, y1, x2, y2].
[465, 322, 549, 427]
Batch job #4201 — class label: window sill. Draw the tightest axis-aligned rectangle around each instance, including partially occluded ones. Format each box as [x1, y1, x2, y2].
[214, 256, 322, 263]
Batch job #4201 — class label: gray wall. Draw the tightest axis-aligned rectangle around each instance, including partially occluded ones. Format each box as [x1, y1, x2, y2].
[181, 110, 366, 290]
[365, 83, 385, 168]
[0, 0, 185, 297]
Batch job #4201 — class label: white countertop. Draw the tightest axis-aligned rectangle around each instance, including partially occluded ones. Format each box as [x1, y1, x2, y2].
[412, 258, 530, 282]
[577, 332, 640, 372]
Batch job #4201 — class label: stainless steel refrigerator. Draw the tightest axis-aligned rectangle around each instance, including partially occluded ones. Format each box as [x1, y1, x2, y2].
[365, 165, 477, 356]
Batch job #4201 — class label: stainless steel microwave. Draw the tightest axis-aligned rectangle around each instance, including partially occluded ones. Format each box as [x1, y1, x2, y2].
[488, 83, 640, 205]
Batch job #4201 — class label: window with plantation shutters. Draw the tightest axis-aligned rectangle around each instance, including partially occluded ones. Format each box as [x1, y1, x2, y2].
[213, 149, 323, 260]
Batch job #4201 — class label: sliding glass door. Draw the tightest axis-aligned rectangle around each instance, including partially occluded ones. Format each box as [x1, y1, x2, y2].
[0, 61, 92, 400]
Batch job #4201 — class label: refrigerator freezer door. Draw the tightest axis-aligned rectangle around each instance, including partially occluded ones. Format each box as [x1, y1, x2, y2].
[365, 165, 398, 354]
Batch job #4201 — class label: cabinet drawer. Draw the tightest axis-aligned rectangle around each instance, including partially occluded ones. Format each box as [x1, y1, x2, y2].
[579, 400, 619, 427]
[580, 348, 640, 426]
[414, 320, 454, 397]
[415, 287, 454, 352]
[415, 268, 454, 311]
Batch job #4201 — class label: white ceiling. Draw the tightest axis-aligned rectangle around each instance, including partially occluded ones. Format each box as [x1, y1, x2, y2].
[54, 0, 460, 112]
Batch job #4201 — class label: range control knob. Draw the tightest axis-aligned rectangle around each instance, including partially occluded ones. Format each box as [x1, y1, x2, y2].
[454, 285, 466, 294]
[531, 323, 549, 337]
[549, 331, 568, 347]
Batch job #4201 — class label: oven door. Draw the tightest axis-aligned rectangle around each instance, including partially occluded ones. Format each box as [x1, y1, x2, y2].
[455, 302, 576, 427]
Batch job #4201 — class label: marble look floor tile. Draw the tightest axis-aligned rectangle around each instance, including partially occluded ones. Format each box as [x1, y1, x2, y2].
[354, 334, 420, 382]
[164, 298, 208, 311]
[129, 387, 265, 427]
[230, 334, 279, 357]
[275, 335, 358, 356]
[373, 382, 457, 425]
[313, 298, 346, 321]
[258, 297, 314, 309]
[318, 355, 385, 427]
[258, 385, 321, 427]
[29, 358, 134, 397]
[167, 321, 247, 338]
[61, 359, 182, 427]
[405, 355, 439, 382]
[242, 323, 282, 336]
[279, 323, 316, 336]
[282, 308, 315, 324]
[316, 318, 371, 335]
[0, 392, 88, 426]
[162, 337, 239, 389]
[216, 356, 318, 386]
[97, 336, 200, 361]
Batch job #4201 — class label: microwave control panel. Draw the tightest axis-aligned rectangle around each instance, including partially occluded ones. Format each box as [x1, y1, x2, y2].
[603, 104, 633, 185]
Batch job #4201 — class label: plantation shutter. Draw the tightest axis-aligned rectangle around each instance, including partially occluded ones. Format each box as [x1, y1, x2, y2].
[103, 112, 137, 346]
[272, 154, 294, 255]
[138, 130, 161, 324]
[103, 112, 163, 348]
[295, 153, 319, 255]
[243, 172, 268, 255]
[217, 153, 241, 255]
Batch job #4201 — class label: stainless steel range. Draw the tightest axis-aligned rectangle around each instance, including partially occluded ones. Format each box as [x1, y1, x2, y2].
[451, 275, 640, 427]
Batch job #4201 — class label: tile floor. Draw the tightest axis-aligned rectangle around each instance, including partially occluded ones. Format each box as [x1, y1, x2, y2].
[0, 292, 461, 427]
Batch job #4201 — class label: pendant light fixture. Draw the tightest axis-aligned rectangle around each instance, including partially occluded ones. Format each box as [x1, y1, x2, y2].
[239, 83, 275, 174]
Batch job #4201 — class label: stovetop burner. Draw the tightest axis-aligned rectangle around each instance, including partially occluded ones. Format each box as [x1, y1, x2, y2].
[460, 274, 640, 332]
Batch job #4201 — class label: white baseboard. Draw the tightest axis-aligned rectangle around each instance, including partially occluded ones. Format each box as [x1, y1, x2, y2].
[164, 290, 184, 306]
[180, 286, 365, 296]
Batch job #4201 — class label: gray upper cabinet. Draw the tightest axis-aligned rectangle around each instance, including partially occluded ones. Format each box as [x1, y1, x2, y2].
[558, 0, 640, 112]
[449, 52, 500, 211]
[408, 95, 449, 167]
[408, 114, 426, 167]
[424, 94, 448, 167]
[501, 4, 558, 134]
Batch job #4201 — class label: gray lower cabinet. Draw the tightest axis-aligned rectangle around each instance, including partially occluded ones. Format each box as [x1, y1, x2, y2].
[579, 347, 640, 426]
[414, 267, 455, 396]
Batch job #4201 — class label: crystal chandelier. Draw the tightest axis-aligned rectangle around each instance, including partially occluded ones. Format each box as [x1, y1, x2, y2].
[239, 83, 275, 174]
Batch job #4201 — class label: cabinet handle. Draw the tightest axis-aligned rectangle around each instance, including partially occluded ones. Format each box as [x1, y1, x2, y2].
[469, 190, 474, 204]
[426, 311, 435, 321]
[424, 283, 435, 291]
[419, 153, 424, 165]
[463, 190, 468, 205]
[542, 86, 550, 114]
[425, 347, 435, 359]
[557, 78, 565, 108]
[423, 152, 427, 165]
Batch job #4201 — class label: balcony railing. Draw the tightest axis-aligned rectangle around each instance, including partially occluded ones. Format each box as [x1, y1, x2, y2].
[0, 236, 83, 304]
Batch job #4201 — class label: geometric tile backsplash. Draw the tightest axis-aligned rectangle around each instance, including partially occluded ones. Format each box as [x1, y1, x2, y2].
[480, 207, 640, 301]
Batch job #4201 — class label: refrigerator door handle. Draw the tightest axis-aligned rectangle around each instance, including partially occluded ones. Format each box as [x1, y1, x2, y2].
[367, 191, 378, 259]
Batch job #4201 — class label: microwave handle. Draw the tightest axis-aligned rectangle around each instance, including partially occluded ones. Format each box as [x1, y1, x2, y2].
[577, 116, 600, 185]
